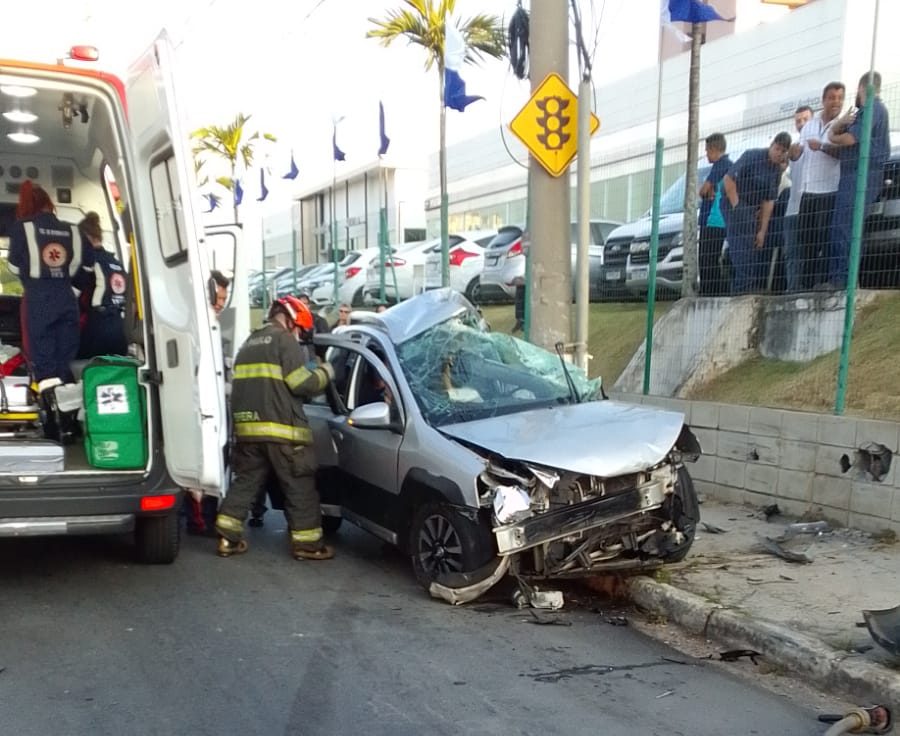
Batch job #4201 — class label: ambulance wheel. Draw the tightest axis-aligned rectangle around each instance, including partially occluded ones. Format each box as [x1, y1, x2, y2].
[135, 509, 180, 564]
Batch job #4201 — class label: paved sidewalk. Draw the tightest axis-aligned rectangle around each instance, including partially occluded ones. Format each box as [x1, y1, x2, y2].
[628, 499, 900, 712]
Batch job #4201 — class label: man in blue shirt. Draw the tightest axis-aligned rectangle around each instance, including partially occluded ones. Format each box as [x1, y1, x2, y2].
[697, 132, 731, 296]
[827, 70, 891, 290]
[721, 132, 791, 294]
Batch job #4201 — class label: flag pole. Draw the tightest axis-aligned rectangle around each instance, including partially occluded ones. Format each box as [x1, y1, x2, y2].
[643, 12, 666, 395]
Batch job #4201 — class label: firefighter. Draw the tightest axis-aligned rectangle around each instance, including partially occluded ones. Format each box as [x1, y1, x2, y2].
[76, 212, 128, 359]
[8, 182, 94, 443]
[215, 295, 335, 560]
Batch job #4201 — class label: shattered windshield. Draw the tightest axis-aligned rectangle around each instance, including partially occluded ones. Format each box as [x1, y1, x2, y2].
[396, 313, 603, 427]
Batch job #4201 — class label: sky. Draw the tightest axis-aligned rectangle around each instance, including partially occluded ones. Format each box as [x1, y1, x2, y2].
[2, 0, 661, 207]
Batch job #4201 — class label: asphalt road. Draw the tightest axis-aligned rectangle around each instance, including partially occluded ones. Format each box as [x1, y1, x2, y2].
[0, 519, 821, 736]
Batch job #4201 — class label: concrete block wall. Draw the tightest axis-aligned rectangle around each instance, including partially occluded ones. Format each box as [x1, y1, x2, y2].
[616, 393, 900, 536]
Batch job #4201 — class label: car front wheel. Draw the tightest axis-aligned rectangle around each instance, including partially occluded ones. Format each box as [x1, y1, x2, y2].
[661, 465, 700, 563]
[409, 503, 495, 591]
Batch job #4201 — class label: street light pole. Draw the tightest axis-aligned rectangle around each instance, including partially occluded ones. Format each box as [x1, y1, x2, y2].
[528, 0, 570, 353]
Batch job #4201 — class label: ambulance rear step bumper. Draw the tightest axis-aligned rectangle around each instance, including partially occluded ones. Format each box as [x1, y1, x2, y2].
[0, 514, 135, 537]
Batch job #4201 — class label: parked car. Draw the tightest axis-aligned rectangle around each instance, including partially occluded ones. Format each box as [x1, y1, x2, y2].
[423, 229, 497, 301]
[600, 166, 710, 299]
[861, 152, 900, 289]
[362, 239, 436, 303]
[306, 289, 701, 602]
[480, 221, 620, 303]
[272, 264, 321, 299]
[312, 246, 400, 307]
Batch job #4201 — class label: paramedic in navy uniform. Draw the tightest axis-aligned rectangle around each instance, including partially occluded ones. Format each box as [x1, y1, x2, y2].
[8, 182, 94, 441]
[76, 211, 128, 358]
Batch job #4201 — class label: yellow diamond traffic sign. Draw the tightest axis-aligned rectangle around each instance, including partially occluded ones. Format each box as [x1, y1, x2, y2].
[509, 72, 600, 178]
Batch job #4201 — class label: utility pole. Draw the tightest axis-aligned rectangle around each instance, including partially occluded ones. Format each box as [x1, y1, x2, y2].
[528, 0, 570, 353]
[681, 21, 703, 298]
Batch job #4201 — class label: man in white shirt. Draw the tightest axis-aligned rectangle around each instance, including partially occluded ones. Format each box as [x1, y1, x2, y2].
[789, 82, 845, 290]
[782, 106, 813, 292]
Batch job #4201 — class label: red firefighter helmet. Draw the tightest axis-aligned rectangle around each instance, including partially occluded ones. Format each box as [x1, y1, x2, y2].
[270, 295, 313, 331]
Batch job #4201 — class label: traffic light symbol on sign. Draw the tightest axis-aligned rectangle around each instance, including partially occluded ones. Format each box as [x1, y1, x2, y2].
[535, 96, 570, 151]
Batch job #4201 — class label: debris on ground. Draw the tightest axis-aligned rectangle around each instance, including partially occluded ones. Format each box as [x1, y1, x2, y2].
[512, 580, 565, 611]
[701, 521, 729, 534]
[783, 520, 830, 537]
[760, 536, 814, 564]
[862, 605, 900, 656]
[762, 504, 781, 521]
[527, 610, 572, 626]
[605, 616, 628, 627]
[716, 649, 763, 665]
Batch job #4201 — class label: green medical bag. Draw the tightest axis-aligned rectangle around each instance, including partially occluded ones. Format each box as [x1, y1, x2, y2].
[82, 356, 147, 469]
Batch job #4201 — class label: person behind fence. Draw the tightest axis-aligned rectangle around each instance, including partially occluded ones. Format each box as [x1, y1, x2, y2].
[697, 132, 732, 296]
[783, 105, 814, 292]
[790, 82, 845, 291]
[215, 296, 335, 560]
[826, 70, 891, 290]
[76, 212, 128, 359]
[8, 181, 95, 443]
[721, 132, 792, 295]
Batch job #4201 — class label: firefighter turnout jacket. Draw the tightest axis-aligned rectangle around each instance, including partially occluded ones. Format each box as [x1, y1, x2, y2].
[231, 323, 331, 445]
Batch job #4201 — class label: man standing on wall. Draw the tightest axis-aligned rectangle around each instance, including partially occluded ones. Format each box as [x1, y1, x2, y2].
[697, 133, 732, 296]
[826, 71, 891, 290]
[783, 105, 814, 291]
[790, 83, 844, 291]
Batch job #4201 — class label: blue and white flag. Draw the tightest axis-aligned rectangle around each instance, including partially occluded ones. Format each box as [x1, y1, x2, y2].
[234, 179, 244, 207]
[378, 101, 390, 156]
[257, 168, 269, 202]
[444, 21, 483, 112]
[661, 0, 727, 40]
[333, 128, 346, 162]
[283, 152, 299, 180]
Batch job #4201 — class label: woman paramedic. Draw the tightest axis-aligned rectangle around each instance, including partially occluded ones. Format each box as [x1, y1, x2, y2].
[76, 211, 128, 359]
[8, 181, 94, 443]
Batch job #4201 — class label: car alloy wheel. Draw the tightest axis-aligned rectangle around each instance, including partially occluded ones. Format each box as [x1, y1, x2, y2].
[409, 503, 496, 590]
[416, 512, 464, 578]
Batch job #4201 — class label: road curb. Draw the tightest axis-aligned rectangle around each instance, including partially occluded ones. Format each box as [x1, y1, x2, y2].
[628, 576, 900, 712]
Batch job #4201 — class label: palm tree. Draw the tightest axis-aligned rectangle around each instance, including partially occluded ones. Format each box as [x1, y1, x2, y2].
[191, 113, 276, 223]
[367, 0, 505, 287]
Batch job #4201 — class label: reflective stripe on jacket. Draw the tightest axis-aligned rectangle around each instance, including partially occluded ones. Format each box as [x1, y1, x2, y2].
[230, 322, 329, 445]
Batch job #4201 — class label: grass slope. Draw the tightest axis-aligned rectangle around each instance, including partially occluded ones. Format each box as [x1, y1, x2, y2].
[686, 293, 900, 420]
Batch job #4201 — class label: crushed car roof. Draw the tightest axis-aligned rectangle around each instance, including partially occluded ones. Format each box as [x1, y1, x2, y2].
[377, 288, 473, 344]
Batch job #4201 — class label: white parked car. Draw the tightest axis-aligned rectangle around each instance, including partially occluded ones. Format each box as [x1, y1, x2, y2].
[363, 239, 436, 303]
[311, 247, 395, 307]
[423, 229, 497, 301]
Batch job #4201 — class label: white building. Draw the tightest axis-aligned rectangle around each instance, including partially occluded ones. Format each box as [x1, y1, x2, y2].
[260, 158, 427, 270]
[260, 0, 898, 270]
[427, 0, 899, 234]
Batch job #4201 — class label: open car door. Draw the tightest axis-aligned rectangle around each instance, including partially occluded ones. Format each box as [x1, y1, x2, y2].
[125, 32, 227, 493]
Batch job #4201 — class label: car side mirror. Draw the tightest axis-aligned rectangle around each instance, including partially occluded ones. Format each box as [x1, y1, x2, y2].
[347, 401, 393, 430]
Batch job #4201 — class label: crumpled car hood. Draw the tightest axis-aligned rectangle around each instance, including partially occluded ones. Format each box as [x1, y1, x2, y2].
[440, 400, 685, 477]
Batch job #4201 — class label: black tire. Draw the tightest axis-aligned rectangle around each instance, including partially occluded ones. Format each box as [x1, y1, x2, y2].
[464, 277, 481, 304]
[662, 466, 700, 563]
[409, 503, 495, 590]
[135, 510, 180, 564]
[351, 287, 364, 307]
[322, 515, 343, 535]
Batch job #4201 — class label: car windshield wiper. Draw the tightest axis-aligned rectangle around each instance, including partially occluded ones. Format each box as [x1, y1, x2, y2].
[554, 342, 580, 404]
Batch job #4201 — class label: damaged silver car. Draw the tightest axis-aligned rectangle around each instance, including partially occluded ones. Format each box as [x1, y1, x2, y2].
[307, 289, 700, 604]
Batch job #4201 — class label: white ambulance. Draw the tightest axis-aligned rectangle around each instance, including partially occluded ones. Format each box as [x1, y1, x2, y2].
[0, 34, 247, 562]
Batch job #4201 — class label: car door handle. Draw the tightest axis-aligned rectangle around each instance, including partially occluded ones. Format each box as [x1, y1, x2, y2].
[330, 428, 344, 443]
